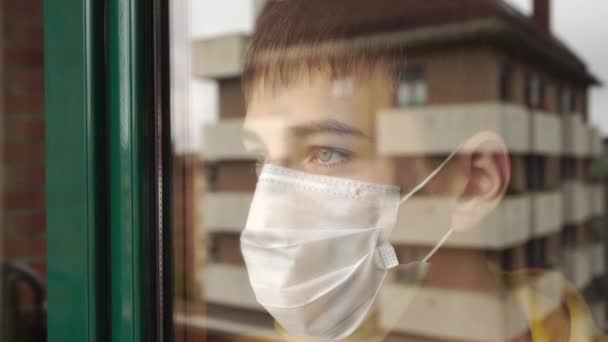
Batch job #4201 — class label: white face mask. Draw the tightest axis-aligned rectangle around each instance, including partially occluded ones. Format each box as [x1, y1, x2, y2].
[240, 154, 456, 340]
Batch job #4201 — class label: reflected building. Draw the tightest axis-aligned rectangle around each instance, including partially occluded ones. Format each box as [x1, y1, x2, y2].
[184, 0, 606, 340]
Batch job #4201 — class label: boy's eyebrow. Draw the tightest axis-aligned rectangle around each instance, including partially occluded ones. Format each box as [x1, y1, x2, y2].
[291, 119, 368, 137]
[240, 118, 368, 150]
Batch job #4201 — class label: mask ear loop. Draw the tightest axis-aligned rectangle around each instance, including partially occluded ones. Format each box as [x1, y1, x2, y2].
[422, 227, 454, 263]
[397, 144, 464, 263]
[398, 145, 463, 206]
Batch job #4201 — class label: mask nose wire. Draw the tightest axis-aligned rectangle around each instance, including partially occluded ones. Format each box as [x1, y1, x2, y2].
[398, 144, 464, 206]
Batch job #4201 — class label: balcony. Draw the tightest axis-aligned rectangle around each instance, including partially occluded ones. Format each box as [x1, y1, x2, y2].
[203, 192, 253, 232]
[193, 34, 249, 79]
[562, 181, 590, 224]
[377, 102, 530, 156]
[390, 195, 530, 249]
[563, 247, 593, 290]
[530, 111, 562, 155]
[530, 191, 563, 237]
[203, 262, 569, 340]
[588, 184, 605, 218]
[562, 114, 589, 157]
[379, 272, 563, 341]
[202, 263, 262, 310]
[202, 119, 258, 161]
[589, 126, 604, 157]
[203, 191, 531, 250]
[174, 312, 279, 341]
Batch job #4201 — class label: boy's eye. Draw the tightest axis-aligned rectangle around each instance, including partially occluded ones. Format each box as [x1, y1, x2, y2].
[311, 147, 352, 166]
[318, 149, 334, 162]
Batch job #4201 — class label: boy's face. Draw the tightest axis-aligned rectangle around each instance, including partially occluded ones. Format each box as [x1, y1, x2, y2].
[243, 71, 412, 187]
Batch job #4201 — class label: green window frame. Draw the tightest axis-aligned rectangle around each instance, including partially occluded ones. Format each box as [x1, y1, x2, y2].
[45, 0, 170, 341]
[45, 0, 108, 340]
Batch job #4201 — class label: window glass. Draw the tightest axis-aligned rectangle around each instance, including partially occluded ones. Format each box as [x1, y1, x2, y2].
[561, 87, 576, 114]
[170, 1, 608, 341]
[526, 74, 546, 109]
[397, 67, 427, 107]
[499, 64, 512, 102]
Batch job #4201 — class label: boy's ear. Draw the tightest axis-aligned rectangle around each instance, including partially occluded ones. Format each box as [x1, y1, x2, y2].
[451, 131, 510, 232]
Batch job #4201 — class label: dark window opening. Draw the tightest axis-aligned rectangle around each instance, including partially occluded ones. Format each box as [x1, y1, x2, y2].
[525, 155, 545, 191]
[560, 157, 576, 181]
[526, 239, 546, 269]
[525, 74, 546, 110]
[560, 87, 575, 114]
[396, 66, 427, 107]
[499, 64, 513, 102]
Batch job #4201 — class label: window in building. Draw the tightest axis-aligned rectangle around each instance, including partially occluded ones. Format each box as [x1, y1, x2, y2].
[525, 74, 545, 109]
[526, 239, 546, 268]
[525, 155, 545, 191]
[560, 225, 577, 248]
[499, 64, 512, 102]
[560, 157, 576, 181]
[560, 87, 576, 114]
[500, 249, 514, 271]
[396, 66, 427, 107]
[205, 164, 219, 191]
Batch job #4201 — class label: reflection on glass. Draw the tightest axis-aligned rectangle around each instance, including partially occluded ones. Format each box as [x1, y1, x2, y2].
[171, 0, 608, 341]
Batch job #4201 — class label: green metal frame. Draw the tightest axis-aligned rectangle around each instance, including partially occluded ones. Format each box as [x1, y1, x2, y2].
[44, 0, 108, 341]
[108, 0, 158, 340]
[46, 0, 163, 340]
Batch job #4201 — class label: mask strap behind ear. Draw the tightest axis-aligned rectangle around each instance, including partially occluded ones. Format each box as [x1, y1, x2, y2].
[399, 145, 463, 205]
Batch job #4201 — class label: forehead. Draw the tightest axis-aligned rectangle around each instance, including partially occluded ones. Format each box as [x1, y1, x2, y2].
[244, 71, 394, 135]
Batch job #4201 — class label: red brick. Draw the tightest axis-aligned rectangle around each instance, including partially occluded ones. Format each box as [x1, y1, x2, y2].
[4, 0, 44, 23]
[173, 322, 185, 342]
[5, 211, 47, 237]
[4, 94, 45, 113]
[4, 23, 44, 50]
[216, 161, 257, 192]
[3, 237, 47, 259]
[3, 142, 45, 163]
[3, 164, 45, 190]
[3, 115, 45, 142]
[186, 326, 206, 341]
[6, 69, 45, 95]
[3, 47, 44, 68]
[3, 191, 46, 210]
[218, 78, 246, 119]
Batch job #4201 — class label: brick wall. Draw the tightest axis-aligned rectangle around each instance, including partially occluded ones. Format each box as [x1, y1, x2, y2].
[172, 154, 207, 341]
[218, 77, 246, 119]
[414, 46, 500, 105]
[1, 0, 47, 277]
[172, 154, 206, 301]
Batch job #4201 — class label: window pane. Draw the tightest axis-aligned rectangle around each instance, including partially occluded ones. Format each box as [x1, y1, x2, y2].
[170, 1, 608, 340]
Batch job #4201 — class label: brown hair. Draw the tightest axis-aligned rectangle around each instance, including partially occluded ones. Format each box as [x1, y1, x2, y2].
[242, 0, 414, 102]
